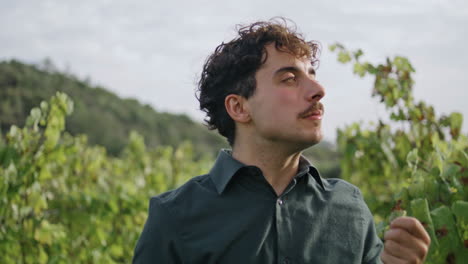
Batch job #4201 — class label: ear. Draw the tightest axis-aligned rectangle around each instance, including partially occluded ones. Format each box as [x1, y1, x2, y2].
[225, 94, 251, 123]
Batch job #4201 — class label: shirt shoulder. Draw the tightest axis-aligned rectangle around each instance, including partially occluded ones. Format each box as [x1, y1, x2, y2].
[134, 178, 208, 263]
[322, 177, 363, 197]
[319, 177, 371, 217]
[151, 174, 217, 217]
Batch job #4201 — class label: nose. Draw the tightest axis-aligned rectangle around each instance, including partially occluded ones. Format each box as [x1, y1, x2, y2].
[304, 78, 325, 102]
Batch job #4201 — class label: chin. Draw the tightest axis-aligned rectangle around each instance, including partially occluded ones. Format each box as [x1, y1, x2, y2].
[304, 132, 323, 147]
[307, 138, 322, 147]
[314, 132, 324, 144]
[307, 128, 323, 142]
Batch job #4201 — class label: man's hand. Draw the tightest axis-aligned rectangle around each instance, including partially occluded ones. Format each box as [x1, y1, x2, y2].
[381, 216, 431, 264]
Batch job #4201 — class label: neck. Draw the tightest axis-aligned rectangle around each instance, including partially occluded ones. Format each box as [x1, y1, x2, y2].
[232, 137, 304, 196]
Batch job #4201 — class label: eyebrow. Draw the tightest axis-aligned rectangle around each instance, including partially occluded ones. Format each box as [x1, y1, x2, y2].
[273, 66, 316, 77]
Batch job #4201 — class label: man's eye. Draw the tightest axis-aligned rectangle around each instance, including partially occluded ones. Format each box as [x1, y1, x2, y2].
[283, 76, 296, 83]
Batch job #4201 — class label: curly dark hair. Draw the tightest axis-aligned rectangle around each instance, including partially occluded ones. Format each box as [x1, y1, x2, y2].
[197, 18, 320, 146]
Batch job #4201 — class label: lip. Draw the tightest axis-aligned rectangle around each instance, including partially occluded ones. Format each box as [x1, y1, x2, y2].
[303, 110, 323, 120]
[299, 103, 324, 120]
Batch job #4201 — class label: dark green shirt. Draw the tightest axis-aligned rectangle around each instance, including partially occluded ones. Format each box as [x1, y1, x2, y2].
[133, 150, 383, 264]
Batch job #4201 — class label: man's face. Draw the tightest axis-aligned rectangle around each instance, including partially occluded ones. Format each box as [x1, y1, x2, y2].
[245, 44, 325, 150]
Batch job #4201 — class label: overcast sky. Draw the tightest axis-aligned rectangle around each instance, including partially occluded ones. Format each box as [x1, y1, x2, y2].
[1, 0, 467, 142]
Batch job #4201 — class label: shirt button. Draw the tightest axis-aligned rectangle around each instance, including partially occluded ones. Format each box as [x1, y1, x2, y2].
[277, 199, 284, 205]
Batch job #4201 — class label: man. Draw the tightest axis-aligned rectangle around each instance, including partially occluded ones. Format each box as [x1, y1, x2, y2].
[133, 18, 430, 263]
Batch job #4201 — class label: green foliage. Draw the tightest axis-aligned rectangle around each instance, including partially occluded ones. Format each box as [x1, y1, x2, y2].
[330, 43, 468, 263]
[0, 92, 213, 263]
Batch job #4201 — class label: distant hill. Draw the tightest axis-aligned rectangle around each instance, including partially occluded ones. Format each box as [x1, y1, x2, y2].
[0, 59, 227, 156]
[0, 59, 340, 177]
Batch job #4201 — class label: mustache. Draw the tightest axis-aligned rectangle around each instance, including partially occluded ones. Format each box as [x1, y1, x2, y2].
[298, 102, 324, 118]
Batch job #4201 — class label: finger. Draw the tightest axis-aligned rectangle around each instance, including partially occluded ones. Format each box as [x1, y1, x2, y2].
[381, 247, 406, 264]
[383, 239, 419, 262]
[384, 228, 428, 260]
[390, 216, 431, 245]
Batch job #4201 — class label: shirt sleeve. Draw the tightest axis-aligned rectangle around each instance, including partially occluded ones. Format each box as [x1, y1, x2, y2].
[132, 197, 184, 264]
[362, 217, 384, 264]
[360, 196, 384, 264]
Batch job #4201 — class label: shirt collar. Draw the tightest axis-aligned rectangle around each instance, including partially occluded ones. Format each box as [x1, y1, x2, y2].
[209, 149, 325, 194]
[210, 149, 246, 194]
[298, 156, 325, 190]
